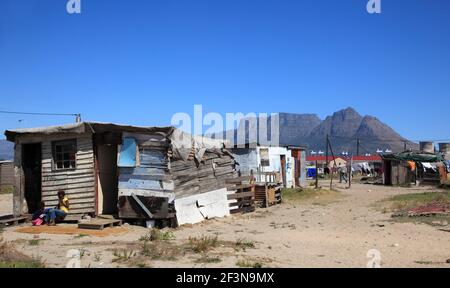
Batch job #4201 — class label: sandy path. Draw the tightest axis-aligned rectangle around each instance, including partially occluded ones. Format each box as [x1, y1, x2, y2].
[1, 183, 449, 268]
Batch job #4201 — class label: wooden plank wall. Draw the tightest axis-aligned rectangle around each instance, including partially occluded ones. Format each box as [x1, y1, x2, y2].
[171, 150, 237, 198]
[41, 136, 95, 214]
[0, 162, 14, 186]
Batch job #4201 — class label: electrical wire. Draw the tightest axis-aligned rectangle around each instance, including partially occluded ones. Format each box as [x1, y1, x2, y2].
[0, 110, 78, 117]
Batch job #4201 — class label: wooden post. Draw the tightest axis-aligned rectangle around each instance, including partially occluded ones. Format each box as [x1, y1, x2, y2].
[315, 160, 319, 189]
[348, 158, 352, 188]
[327, 136, 337, 190]
[330, 166, 333, 189]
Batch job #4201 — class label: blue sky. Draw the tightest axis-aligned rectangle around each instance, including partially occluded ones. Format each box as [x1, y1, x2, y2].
[0, 0, 449, 141]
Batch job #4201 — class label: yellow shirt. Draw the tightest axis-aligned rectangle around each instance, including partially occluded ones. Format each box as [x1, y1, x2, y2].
[59, 196, 69, 213]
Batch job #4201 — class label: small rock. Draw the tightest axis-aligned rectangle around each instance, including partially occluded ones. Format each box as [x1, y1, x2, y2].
[446, 259, 450, 264]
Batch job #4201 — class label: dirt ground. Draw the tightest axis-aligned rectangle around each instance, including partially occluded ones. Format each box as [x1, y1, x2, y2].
[1, 182, 450, 268]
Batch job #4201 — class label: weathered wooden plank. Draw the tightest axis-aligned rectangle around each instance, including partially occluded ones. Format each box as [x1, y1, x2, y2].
[42, 170, 94, 178]
[42, 180, 95, 190]
[225, 176, 254, 184]
[227, 191, 255, 200]
[118, 178, 174, 191]
[42, 191, 95, 199]
[118, 188, 175, 199]
[66, 207, 95, 214]
[42, 166, 94, 173]
[41, 173, 95, 182]
[42, 186, 94, 194]
[41, 201, 95, 210]
[78, 219, 122, 230]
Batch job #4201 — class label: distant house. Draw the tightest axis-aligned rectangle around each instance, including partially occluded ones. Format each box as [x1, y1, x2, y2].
[5, 122, 237, 226]
[306, 156, 347, 168]
[231, 145, 307, 188]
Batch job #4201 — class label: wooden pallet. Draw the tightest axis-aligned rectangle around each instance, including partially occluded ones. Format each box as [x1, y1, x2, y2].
[0, 216, 28, 227]
[226, 176, 255, 214]
[77, 218, 122, 230]
[255, 184, 282, 207]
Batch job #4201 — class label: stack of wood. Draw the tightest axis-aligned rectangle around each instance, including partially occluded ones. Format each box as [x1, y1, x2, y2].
[254, 184, 282, 208]
[226, 176, 256, 214]
[254, 171, 282, 208]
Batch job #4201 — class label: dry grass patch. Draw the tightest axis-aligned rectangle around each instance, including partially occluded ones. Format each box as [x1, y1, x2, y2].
[139, 229, 175, 242]
[234, 238, 255, 251]
[188, 235, 219, 253]
[375, 191, 450, 226]
[195, 255, 222, 264]
[282, 188, 342, 205]
[0, 238, 45, 268]
[376, 191, 450, 213]
[235, 259, 263, 268]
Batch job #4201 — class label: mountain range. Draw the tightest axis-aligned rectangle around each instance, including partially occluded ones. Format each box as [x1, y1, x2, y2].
[0, 140, 13, 161]
[237, 107, 417, 154]
[235, 107, 418, 155]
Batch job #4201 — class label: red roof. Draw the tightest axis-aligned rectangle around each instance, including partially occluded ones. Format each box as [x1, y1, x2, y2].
[352, 155, 382, 161]
[306, 155, 381, 162]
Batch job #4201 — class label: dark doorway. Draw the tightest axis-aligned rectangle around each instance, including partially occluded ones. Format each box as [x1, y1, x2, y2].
[96, 144, 119, 215]
[22, 143, 42, 213]
[383, 160, 392, 185]
[280, 155, 286, 188]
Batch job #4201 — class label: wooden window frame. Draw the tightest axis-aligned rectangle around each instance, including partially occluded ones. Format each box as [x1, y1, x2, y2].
[52, 139, 77, 171]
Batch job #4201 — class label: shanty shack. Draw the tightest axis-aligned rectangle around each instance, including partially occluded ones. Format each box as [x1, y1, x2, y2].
[380, 151, 445, 186]
[5, 122, 237, 226]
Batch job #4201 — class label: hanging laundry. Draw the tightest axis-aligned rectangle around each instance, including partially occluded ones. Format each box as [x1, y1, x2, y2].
[421, 162, 435, 172]
[407, 161, 416, 171]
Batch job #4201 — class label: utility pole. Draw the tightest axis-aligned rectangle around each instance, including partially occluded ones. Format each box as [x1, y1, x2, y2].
[403, 140, 407, 151]
[315, 160, 319, 189]
[327, 135, 338, 190]
[356, 138, 360, 156]
[75, 113, 82, 123]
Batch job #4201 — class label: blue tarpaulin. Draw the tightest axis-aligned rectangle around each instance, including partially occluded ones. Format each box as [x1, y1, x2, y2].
[118, 137, 137, 167]
[307, 168, 316, 178]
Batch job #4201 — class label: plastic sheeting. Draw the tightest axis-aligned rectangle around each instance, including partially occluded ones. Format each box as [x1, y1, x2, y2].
[307, 168, 316, 178]
[118, 138, 137, 167]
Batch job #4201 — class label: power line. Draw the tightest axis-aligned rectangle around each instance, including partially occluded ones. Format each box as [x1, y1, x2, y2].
[328, 135, 450, 143]
[0, 110, 81, 123]
[0, 110, 78, 116]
